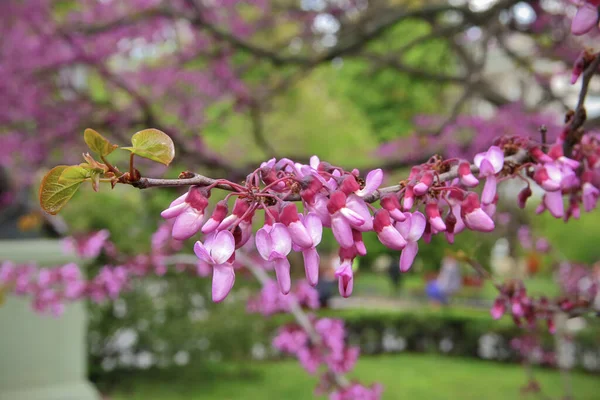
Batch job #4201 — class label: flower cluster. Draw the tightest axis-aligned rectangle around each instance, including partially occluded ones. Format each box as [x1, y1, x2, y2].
[155, 123, 600, 305]
[273, 317, 375, 399]
[246, 279, 320, 316]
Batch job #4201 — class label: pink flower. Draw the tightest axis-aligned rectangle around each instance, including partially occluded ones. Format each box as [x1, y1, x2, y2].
[327, 191, 365, 248]
[373, 210, 406, 250]
[355, 169, 383, 198]
[194, 230, 236, 302]
[474, 146, 504, 204]
[295, 213, 323, 286]
[582, 182, 599, 211]
[460, 193, 495, 232]
[345, 194, 373, 232]
[280, 203, 313, 249]
[533, 163, 563, 192]
[571, 1, 599, 36]
[543, 191, 564, 218]
[379, 194, 406, 221]
[256, 223, 293, 294]
[458, 161, 479, 187]
[202, 200, 229, 234]
[335, 259, 354, 298]
[413, 172, 433, 196]
[161, 187, 209, 240]
[217, 198, 250, 231]
[425, 202, 446, 232]
[395, 211, 426, 272]
[491, 297, 506, 320]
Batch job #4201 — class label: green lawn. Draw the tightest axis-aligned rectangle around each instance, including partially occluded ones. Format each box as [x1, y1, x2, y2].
[353, 272, 560, 300]
[110, 354, 599, 400]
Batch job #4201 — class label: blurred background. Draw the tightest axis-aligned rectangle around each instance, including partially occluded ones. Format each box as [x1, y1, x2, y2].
[1, 0, 600, 399]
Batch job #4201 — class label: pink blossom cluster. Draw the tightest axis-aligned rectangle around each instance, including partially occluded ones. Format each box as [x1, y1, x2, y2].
[510, 334, 556, 366]
[0, 225, 191, 315]
[377, 103, 561, 163]
[273, 318, 359, 375]
[273, 317, 376, 399]
[490, 272, 599, 333]
[327, 382, 384, 400]
[557, 261, 599, 301]
[517, 226, 552, 254]
[158, 125, 600, 304]
[246, 279, 319, 316]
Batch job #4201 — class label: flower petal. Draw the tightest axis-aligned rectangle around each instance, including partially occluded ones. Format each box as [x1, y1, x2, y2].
[209, 230, 236, 264]
[194, 241, 215, 264]
[399, 241, 419, 272]
[544, 191, 564, 218]
[356, 169, 383, 197]
[345, 195, 373, 231]
[572, 3, 599, 36]
[172, 209, 205, 240]
[303, 212, 323, 245]
[481, 175, 497, 205]
[407, 211, 426, 242]
[255, 227, 272, 260]
[331, 214, 354, 248]
[212, 264, 235, 302]
[161, 202, 188, 219]
[302, 247, 320, 286]
[270, 223, 292, 256]
[273, 258, 291, 294]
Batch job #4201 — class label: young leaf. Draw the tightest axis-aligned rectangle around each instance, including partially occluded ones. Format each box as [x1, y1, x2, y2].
[122, 129, 175, 166]
[39, 166, 83, 215]
[84, 128, 118, 156]
[58, 165, 92, 184]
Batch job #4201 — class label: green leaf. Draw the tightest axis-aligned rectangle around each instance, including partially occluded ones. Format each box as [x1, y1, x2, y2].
[122, 129, 175, 166]
[39, 166, 83, 215]
[58, 165, 92, 185]
[84, 128, 118, 156]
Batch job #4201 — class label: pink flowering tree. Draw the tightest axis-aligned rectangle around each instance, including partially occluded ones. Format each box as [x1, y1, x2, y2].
[2, 1, 600, 398]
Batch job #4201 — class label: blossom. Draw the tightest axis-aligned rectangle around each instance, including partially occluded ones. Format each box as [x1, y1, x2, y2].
[379, 194, 406, 221]
[327, 191, 365, 248]
[256, 223, 293, 294]
[335, 257, 354, 298]
[194, 230, 236, 302]
[582, 182, 600, 211]
[395, 211, 426, 272]
[62, 229, 110, 259]
[295, 213, 323, 286]
[202, 200, 229, 234]
[460, 193, 495, 232]
[458, 161, 479, 187]
[373, 209, 406, 250]
[355, 169, 383, 198]
[161, 187, 209, 240]
[571, 1, 600, 36]
[474, 146, 504, 204]
[280, 203, 313, 249]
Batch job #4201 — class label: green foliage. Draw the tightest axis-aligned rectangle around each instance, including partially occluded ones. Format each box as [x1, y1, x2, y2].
[39, 165, 83, 215]
[122, 129, 175, 166]
[327, 20, 454, 143]
[109, 355, 600, 400]
[84, 128, 118, 156]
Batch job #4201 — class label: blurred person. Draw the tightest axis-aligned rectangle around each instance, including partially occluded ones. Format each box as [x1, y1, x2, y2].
[426, 254, 462, 306]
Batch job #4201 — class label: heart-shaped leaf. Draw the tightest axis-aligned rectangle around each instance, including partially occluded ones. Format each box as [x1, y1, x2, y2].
[84, 128, 118, 156]
[39, 166, 83, 215]
[58, 165, 92, 184]
[122, 129, 175, 166]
